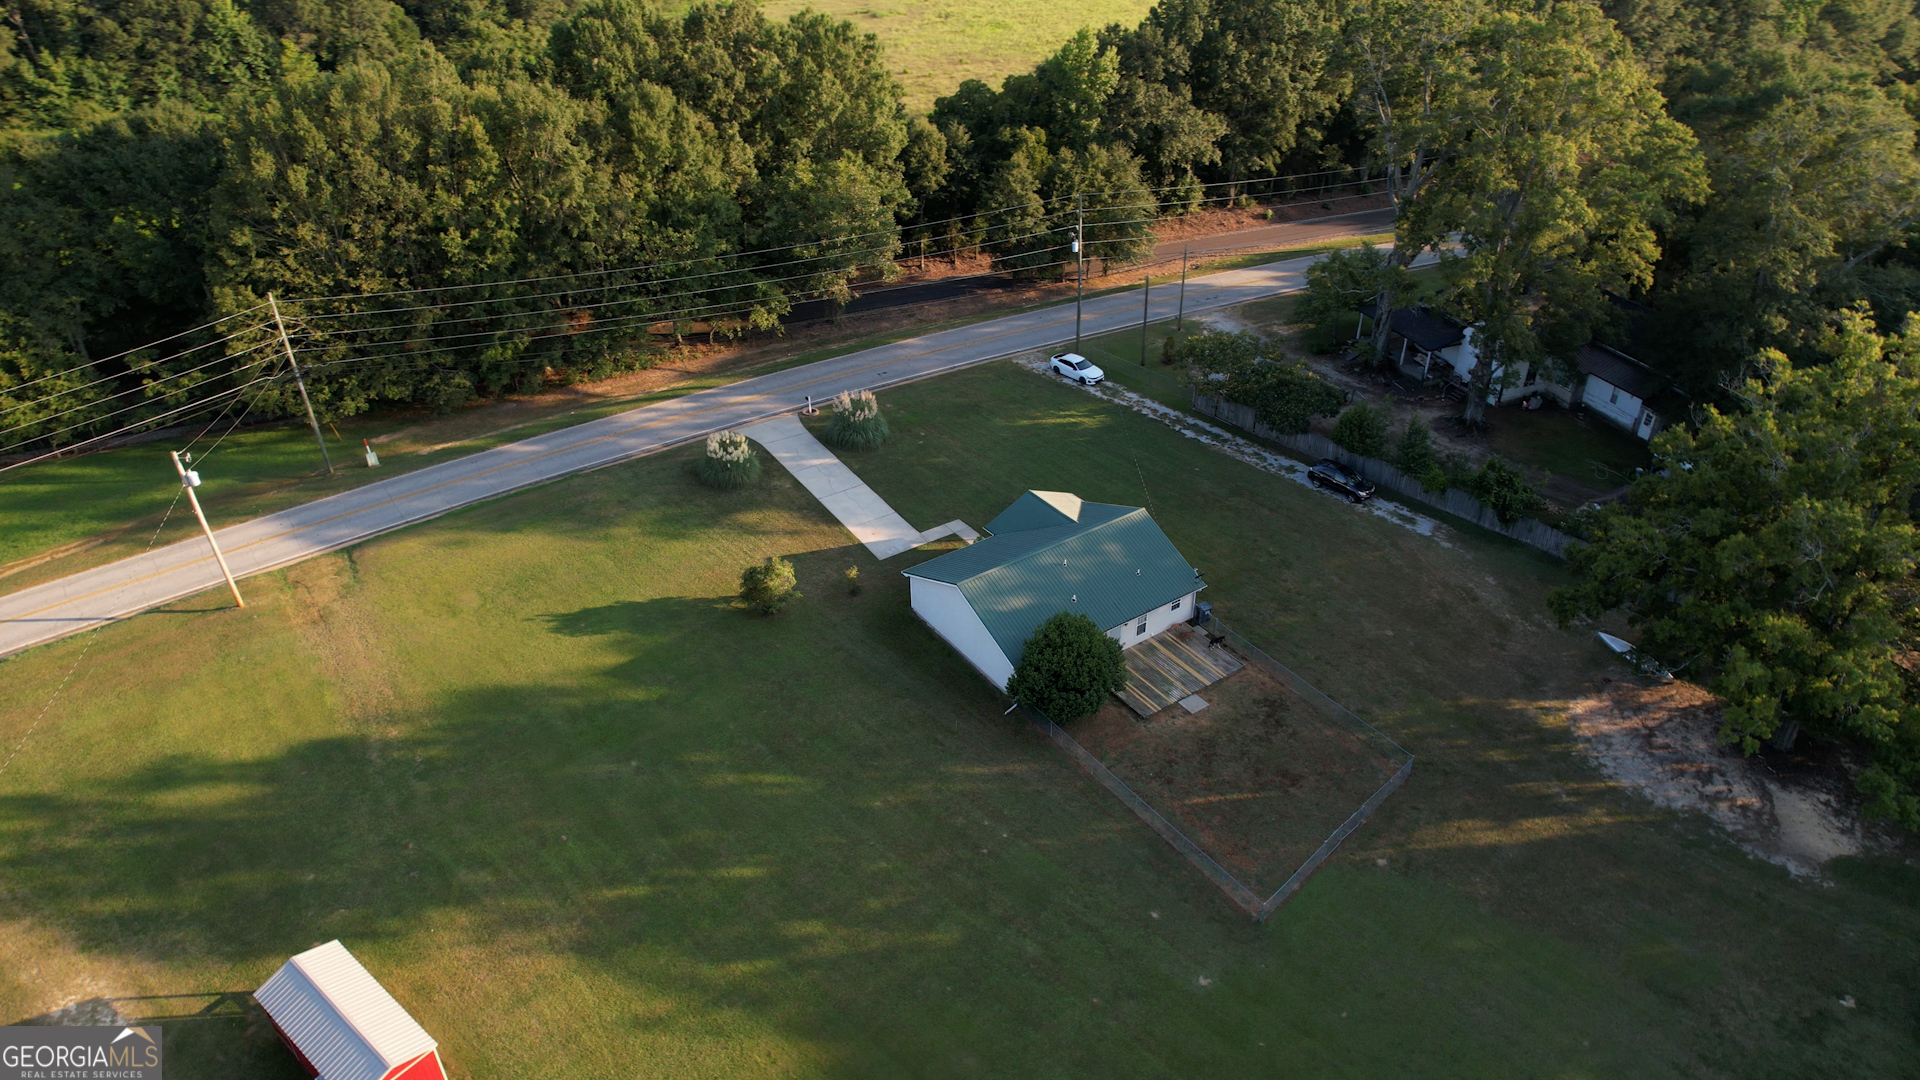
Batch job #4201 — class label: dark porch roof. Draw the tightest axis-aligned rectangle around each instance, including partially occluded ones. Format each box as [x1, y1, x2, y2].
[1377, 305, 1465, 353]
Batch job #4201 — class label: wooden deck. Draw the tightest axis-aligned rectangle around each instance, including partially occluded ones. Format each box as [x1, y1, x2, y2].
[1116, 628, 1245, 716]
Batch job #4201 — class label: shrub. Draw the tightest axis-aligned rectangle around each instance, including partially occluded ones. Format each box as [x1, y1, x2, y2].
[1005, 612, 1128, 722]
[1175, 331, 1344, 435]
[1470, 459, 1545, 525]
[1396, 418, 1446, 493]
[1167, 328, 1264, 372]
[1331, 403, 1390, 458]
[697, 430, 761, 488]
[844, 565, 861, 595]
[823, 389, 889, 450]
[739, 556, 800, 615]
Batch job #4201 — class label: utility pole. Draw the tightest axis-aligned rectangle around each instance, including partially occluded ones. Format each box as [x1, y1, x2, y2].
[268, 292, 333, 475]
[1176, 245, 1189, 333]
[171, 451, 245, 608]
[1074, 193, 1085, 354]
[1140, 272, 1151, 364]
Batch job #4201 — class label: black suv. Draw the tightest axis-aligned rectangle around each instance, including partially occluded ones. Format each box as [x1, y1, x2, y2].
[1308, 458, 1376, 502]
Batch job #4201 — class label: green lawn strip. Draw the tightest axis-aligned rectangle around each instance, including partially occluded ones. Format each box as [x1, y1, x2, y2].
[0, 378, 725, 595]
[1, 361, 1913, 1076]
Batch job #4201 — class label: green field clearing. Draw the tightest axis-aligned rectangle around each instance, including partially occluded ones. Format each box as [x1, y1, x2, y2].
[1, 362, 1915, 1077]
[758, 0, 1157, 111]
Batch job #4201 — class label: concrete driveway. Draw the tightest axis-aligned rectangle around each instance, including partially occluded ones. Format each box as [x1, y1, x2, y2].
[0, 246, 1429, 659]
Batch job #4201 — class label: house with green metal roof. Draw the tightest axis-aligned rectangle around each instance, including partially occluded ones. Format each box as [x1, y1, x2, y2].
[903, 491, 1205, 691]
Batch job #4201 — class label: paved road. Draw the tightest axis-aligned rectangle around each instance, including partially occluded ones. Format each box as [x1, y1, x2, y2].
[0, 247, 1429, 660]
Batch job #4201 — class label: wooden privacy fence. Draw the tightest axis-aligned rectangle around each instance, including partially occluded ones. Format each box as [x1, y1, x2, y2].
[1190, 394, 1576, 558]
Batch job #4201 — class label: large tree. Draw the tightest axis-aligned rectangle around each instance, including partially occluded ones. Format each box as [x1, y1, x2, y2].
[1391, 2, 1706, 423]
[1651, 58, 1920, 398]
[1550, 309, 1920, 828]
[1124, 0, 1348, 183]
[1339, 0, 1479, 356]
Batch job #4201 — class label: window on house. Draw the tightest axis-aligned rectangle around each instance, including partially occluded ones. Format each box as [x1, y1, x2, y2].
[1136, 620, 1148, 635]
[1609, 386, 1620, 405]
[1170, 599, 1182, 612]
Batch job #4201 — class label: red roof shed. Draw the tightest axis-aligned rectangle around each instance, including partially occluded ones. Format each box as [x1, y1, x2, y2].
[255, 940, 446, 1080]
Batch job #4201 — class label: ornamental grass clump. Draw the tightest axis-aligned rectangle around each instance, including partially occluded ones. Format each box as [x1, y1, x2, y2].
[698, 430, 760, 488]
[824, 389, 889, 450]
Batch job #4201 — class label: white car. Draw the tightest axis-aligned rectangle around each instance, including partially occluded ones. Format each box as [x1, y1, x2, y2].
[1049, 352, 1105, 385]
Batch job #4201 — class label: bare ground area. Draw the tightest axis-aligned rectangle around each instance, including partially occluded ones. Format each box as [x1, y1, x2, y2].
[1068, 663, 1404, 893]
[1566, 680, 1884, 878]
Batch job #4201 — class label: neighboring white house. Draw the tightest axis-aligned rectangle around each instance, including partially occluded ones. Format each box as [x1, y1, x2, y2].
[1567, 341, 1665, 440]
[902, 490, 1203, 691]
[1381, 305, 1669, 437]
[1382, 307, 1539, 405]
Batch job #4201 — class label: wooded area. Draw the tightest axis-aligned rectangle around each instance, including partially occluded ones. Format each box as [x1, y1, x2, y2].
[4, 0, 1914, 439]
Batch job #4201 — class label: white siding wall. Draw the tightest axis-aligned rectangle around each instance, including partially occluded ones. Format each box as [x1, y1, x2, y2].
[909, 576, 1015, 690]
[1583, 374, 1644, 431]
[1440, 332, 1536, 404]
[1106, 591, 1199, 649]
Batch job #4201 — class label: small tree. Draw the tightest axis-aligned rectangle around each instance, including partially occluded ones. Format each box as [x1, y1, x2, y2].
[1331, 403, 1390, 458]
[1176, 331, 1345, 435]
[1296, 244, 1409, 357]
[740, 556, 800, 615]
[697, 430, 761, 489]
[824, 389, 890, 450]
[1469, 459, 1543, 524]
[1005, 612, 1128, 722]
[1396, 417, 1447, 492]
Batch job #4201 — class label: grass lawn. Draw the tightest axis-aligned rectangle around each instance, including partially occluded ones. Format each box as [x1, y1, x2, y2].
[1485, 404, 1652, 492]
[1, 362, 1915, 1077]
[756, 0, 1157, 112]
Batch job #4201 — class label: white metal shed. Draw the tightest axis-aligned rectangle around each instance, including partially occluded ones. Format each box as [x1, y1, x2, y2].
[255, 940, 446, 1080]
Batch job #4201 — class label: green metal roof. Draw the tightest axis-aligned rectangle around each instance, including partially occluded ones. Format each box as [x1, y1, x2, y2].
[906, 492, 1202, 665]
[984, 490, 1132, 534]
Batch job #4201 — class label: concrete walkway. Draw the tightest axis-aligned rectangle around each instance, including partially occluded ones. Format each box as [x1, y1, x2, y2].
[0, 247, 1435, 660]
[741, 415, 975, 559]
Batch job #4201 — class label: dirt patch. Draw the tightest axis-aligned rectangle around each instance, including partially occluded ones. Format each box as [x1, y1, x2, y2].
[1566, 681, 1868, 877]
[1068, 664, 1404, 892]
[1150, 193, 1395, 243]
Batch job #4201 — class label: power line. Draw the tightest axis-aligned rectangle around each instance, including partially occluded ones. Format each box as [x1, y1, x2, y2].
[292, 202, 1385, 378]
[0, 338, 281, 440]
[0, 305, 271, 398]
[0, 169, 1390, 467]
[0, 367, 283, 469]
[280, 164, 1379, 307]
[283, 216, 1111, 354]
[0, 320, 276, 419]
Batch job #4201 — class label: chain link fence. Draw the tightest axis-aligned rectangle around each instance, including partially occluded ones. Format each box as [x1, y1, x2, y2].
[1026, 615, 1413, 922]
